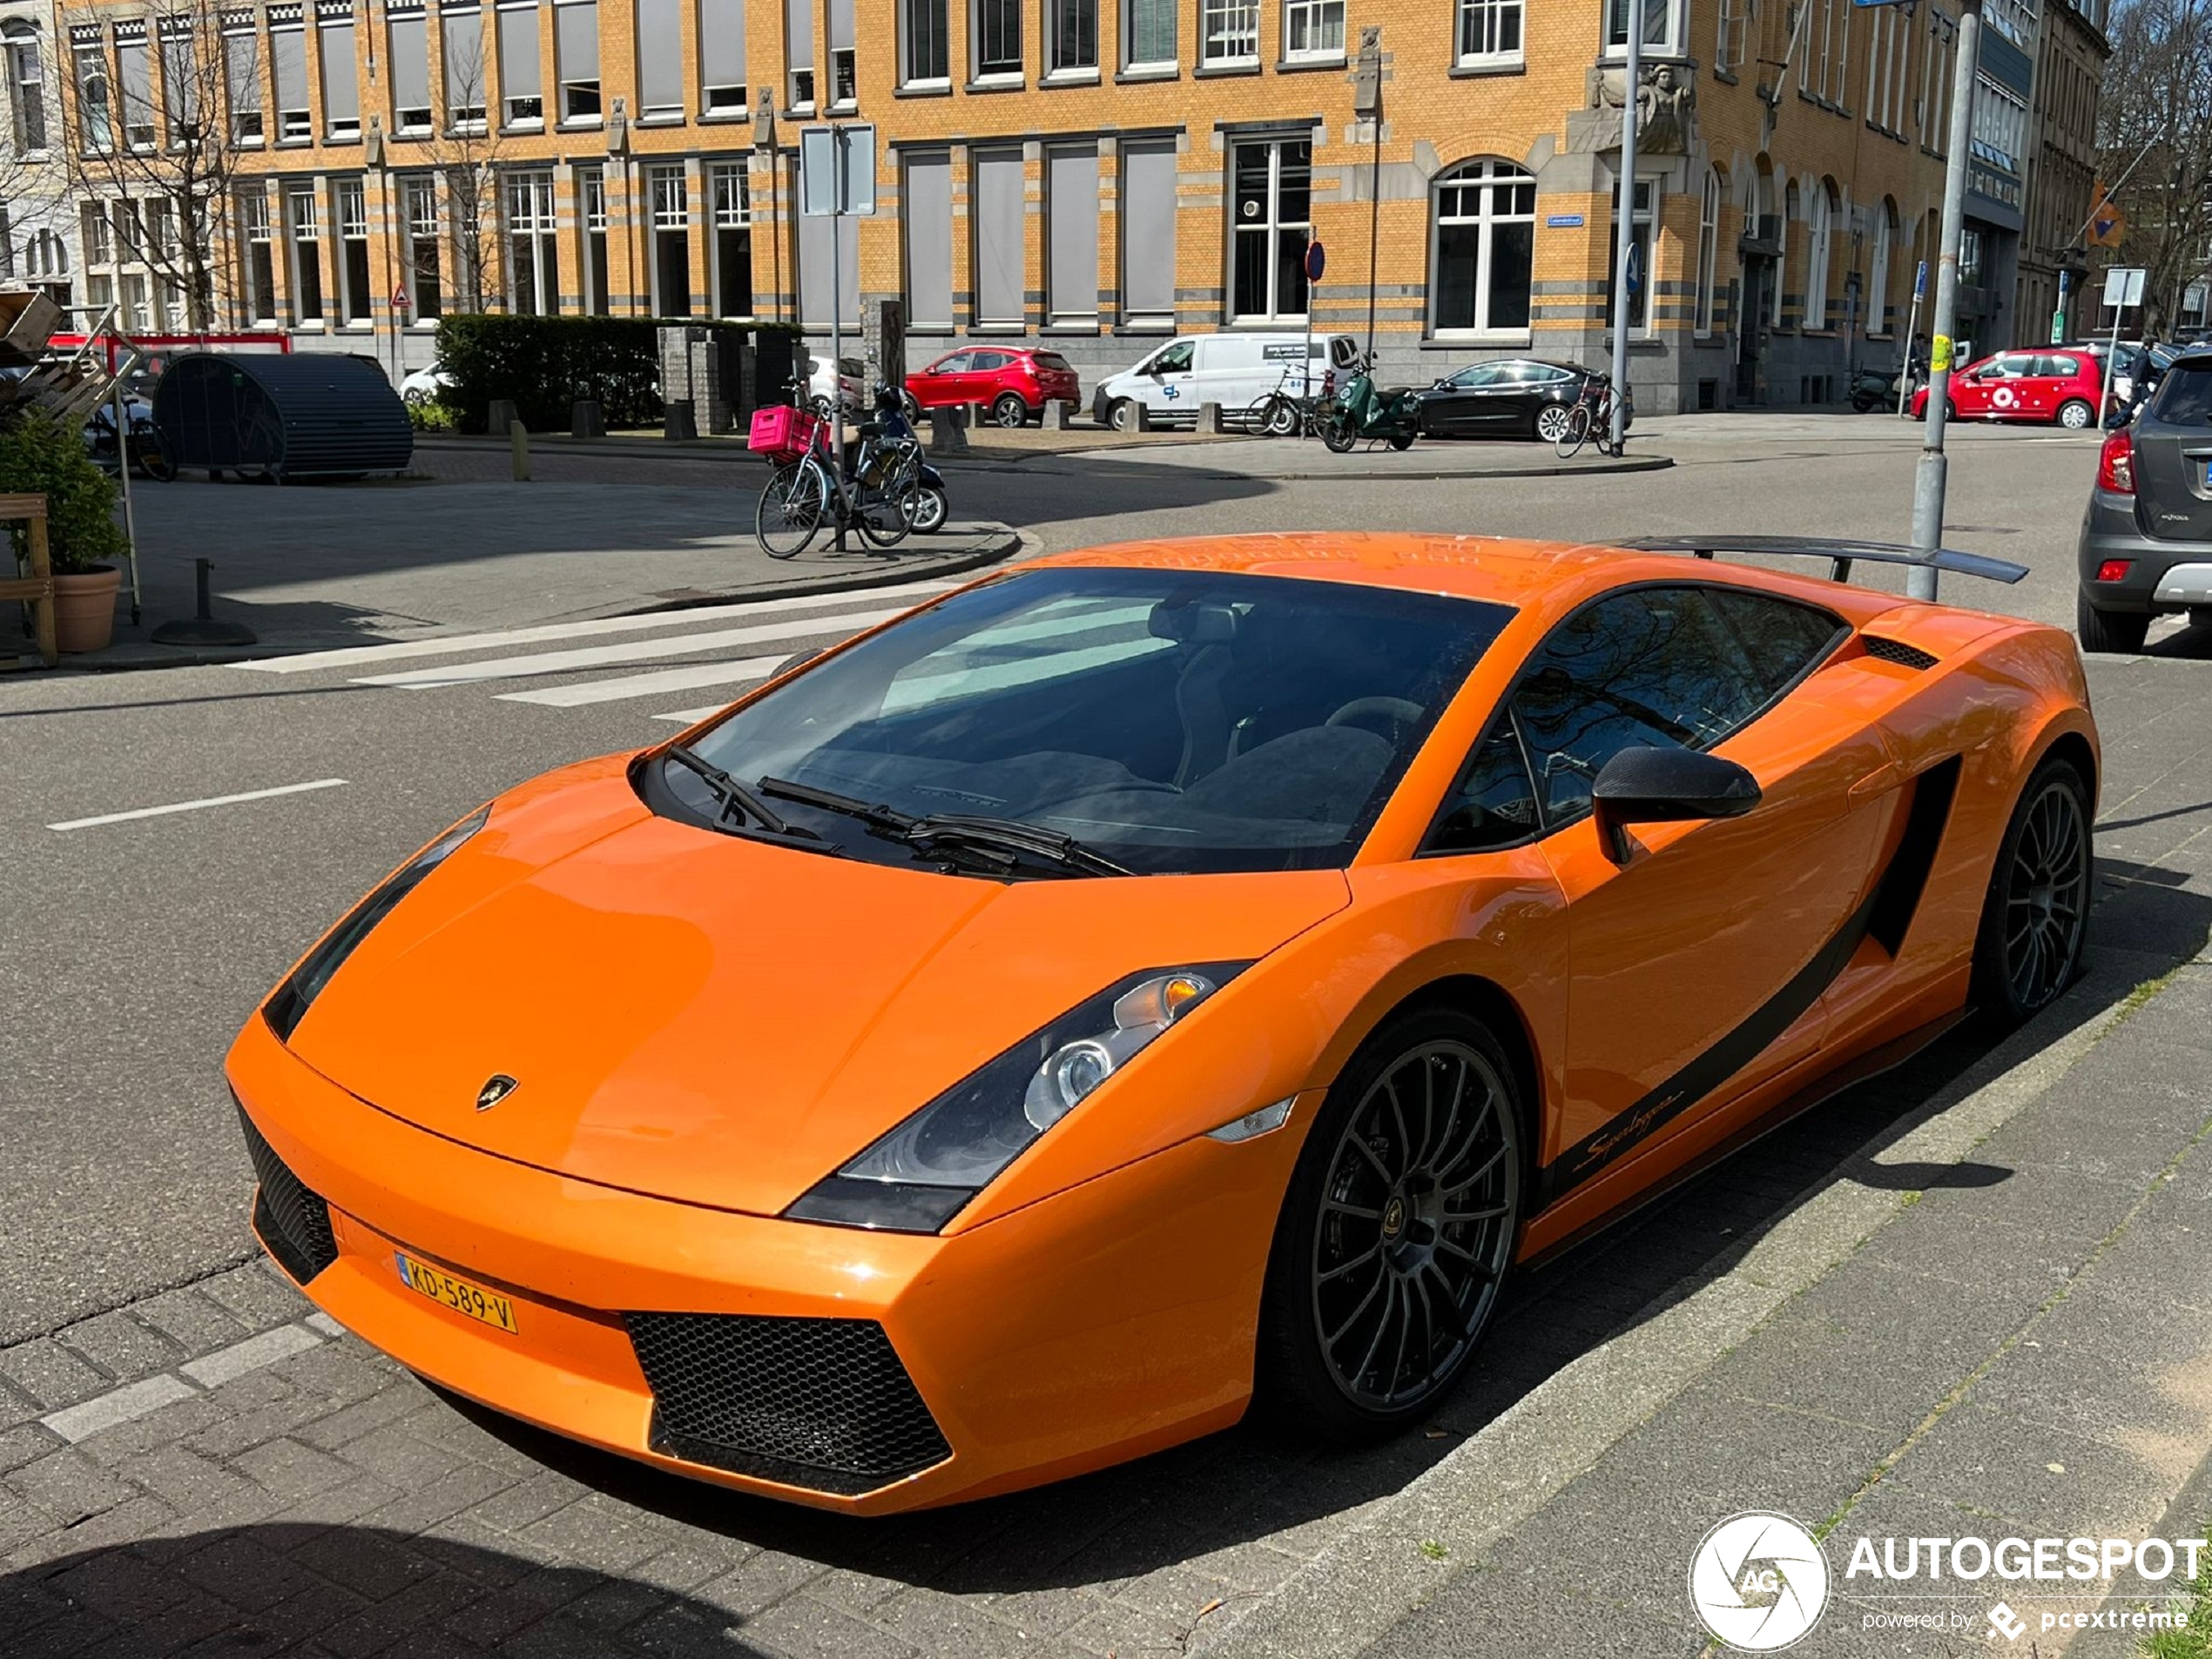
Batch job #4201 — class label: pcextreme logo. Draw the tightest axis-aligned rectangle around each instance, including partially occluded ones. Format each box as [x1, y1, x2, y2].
[1689, 1513, 1831, 1651]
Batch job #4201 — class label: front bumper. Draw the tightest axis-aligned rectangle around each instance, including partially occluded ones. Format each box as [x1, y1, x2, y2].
[2077, 487, 2212, 615]
[226, 1012, 1292, 1514]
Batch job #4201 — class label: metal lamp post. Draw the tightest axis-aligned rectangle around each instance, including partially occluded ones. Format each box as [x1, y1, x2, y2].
[1606, 7, 1641, 454]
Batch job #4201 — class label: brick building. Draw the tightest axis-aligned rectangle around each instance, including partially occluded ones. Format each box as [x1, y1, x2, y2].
[2013, 0, 2108, 350]
[48, 0, 1993, 411]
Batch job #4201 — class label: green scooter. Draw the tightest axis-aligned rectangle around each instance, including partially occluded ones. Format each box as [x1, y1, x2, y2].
[1321, 354, 1420, 454]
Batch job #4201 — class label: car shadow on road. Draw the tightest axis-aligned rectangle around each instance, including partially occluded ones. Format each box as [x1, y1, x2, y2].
[374, 853, 2212, 1608]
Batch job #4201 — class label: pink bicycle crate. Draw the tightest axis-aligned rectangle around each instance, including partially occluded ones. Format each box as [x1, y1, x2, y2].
[748, 404, 822, 462]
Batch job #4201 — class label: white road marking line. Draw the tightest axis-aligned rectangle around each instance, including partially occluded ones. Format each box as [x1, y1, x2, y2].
[36, 1317, 341, 1444]
[180, 1323, 325, 1389]
[354, 609, 909, 689]
[233, 579, 963, 675]
[40, 1373, 199, 1444]
[496, 654, 784, 708]
[653, 703, 733, 725]
[48, 778, 349, 833]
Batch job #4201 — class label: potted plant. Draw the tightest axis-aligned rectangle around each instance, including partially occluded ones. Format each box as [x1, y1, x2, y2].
[0, 409, 130, 653]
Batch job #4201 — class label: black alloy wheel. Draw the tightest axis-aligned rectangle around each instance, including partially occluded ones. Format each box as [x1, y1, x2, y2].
[1972, 757, 2093, 1024]
[1258, 1007, 1523, 1440]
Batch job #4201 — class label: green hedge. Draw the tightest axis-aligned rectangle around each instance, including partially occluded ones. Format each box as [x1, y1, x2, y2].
[432, 315, 805, 434]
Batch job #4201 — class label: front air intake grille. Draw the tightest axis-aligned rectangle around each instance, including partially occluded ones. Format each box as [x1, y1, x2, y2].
[626, 1312, 952, 1495]
[1861, 635, 1939, 671]
[236, 1107, 340, 1284]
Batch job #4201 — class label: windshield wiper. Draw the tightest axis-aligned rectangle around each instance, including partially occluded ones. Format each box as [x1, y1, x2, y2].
[664, 745, 824, 843]
[758, 776, 1132, 878]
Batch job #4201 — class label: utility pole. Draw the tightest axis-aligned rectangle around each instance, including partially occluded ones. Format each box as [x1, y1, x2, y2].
[1351, 28, 1386, 360]
[1906, 0, 1984, 602]
[1607, 13, 1641, 454]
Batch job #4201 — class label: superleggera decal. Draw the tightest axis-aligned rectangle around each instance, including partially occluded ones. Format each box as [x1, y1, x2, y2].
[1535, 758, 1961, 1208]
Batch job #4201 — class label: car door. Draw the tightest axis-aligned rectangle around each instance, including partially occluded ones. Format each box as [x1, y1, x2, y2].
[1509, 585, 1888, 1205]
[1145, 339, 1197, 413]
[1952, 357, 1997, 418]
[914, 352, 972, 409]
[963, 350, 1010, 407]
[1421, 365, 1501, 435]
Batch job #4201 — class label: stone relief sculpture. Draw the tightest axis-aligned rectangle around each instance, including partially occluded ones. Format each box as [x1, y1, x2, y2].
[1570, 60, 1698, 156]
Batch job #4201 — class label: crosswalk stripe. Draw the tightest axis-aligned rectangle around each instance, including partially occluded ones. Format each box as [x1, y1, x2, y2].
[354, 607, 911, 689]
[495, 656, 785, 709]
[235, 580, 963, 675]
[652, 703, 733, 725]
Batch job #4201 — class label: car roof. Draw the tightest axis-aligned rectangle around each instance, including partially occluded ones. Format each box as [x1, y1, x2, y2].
[1019, 532, 1904, 619]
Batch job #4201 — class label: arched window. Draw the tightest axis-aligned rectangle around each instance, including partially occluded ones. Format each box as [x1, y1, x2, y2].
[1870, 199, 1895, 332]
[1429, 158, 1535, 338]
[1807, 182, 1834, 329]
[1696, 166, 1723, 335]
[1779, 180, 1799, 328]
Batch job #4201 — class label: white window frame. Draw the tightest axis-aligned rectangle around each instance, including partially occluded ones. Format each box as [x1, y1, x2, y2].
[579, 165, 609, 314]
[1428, 158, 1536, 341]
[1123, 0, 1175, 72]
[495, 1, 540, 128]
[335, 176, 372, 324]
[971, 0, 1022, 82]
[1282, 0, 1344, 63]
[1046, 0, 1098, 78]
[554, 0, 601, 125]
[1603, 0, 1684, 59]
[1806, 184, 1834, 329]
[709, 160, 752, 317]
[285, 182, 324, 325]
[6, 27, 46, 155]
[1696, 166, 1721, 336]
[1200, 0, 1258, 68]
[1228, 135, 1310, 324]
[648, 162, 690, 314]
[318, 10, 361, 141]
[504, 169, 559, 313]
[221, 23, 263, 145]
[1454, 0, 1522, 68]
[1869, 204, 1892, 332]
[239, 185, 278, 324]
[403, 173, 442, 321]
[1612, 176, 1657, 337]
[73, 44, 111, 154]
[900, 0, 950, 87]
[1775, 182, 1794, 328]
[1715, 0, 1747, 73]
[698, 0, 747, 110]
[115, 27, 155, 150]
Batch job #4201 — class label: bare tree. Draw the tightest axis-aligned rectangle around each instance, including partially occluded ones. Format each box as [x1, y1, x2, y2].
[65, 0, 246, 330]
[2099, 0, 2212, 333]
[423, 20, 508, 313]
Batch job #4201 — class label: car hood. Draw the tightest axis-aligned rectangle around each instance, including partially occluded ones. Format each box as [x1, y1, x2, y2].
[287, 766, 1351, 1217]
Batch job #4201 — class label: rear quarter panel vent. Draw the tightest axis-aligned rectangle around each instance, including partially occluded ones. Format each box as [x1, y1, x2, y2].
[1860, 635, 1939, 671]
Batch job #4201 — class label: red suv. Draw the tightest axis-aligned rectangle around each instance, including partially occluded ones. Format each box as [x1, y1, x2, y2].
[905, 348, 1082, 428]
[1910, 347, 2109, 429]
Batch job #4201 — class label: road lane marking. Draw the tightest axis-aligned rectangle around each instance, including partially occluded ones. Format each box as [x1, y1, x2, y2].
[36, 1317, 345, 1444]
[496, 655, 785, 708]
[353, 608, 910, 689]
[233, 579, 964, 674]
[48, 778, 349, 833]
[653, 703, 735, 724]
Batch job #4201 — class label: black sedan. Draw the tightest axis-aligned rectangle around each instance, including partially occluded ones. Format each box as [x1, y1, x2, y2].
[1415, 359, 1598, 442]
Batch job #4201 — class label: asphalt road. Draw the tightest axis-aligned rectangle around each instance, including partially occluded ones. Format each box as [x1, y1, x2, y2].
[1, 412, 2202, 1346]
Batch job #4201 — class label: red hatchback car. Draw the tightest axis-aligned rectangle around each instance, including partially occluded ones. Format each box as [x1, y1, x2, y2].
[905, 347, 1082, 428]
[1911, 347, 2109, 429]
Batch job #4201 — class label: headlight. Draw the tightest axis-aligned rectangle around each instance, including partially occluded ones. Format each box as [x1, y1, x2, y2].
[786, 963, 1247, 1233]
[263, 806, 489, 1043]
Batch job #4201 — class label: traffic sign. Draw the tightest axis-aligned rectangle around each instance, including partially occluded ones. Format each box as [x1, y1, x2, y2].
[799, 124, 876, 217]
[2102, 266, 2146, 308]
[1913, 259, 1927, 300]
[1304, 240, 1326, 282]
[391, 283, 410, 312]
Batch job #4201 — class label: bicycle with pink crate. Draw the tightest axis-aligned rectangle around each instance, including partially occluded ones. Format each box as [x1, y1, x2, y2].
[748, 379, 921, 558]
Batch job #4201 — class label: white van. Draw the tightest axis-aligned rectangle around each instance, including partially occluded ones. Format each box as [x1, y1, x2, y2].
[1092, 333, 1361, 429]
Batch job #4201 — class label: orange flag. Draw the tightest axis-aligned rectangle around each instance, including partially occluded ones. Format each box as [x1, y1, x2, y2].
[2087, 183, 2127, 248]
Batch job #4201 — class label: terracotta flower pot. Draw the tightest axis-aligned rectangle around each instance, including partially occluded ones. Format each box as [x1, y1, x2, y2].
[51, 564, 122, 654]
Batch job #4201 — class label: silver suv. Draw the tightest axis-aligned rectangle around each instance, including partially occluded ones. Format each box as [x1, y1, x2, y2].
[2077, 346, 2212, 651]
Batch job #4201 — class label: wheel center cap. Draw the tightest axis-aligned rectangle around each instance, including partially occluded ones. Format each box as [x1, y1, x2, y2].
[1380, 1196, 1406, 1241]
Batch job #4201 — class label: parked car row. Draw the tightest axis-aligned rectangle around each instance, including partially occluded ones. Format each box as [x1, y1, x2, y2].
[2077, 342, 2212, 652]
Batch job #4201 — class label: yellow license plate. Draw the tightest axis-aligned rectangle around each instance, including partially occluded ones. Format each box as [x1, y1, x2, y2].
[395, 1253, 518, 1334]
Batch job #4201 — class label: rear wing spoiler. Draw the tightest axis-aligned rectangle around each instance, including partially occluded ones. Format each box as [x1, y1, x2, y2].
[1618, 535, 2027, 586]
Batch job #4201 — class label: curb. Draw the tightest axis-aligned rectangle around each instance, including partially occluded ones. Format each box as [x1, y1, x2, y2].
[1073, 451, 1676, 484]
[25, 528, 1027, 673]
[1200, 949, 2162, 1658]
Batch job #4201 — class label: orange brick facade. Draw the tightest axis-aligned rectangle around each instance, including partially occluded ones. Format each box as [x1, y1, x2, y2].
[56, 0, 1977, 411]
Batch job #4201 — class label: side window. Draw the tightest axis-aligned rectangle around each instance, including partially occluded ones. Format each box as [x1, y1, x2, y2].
[1511, 589, 1763, 825]
[969, 350, 1009, 372]
[1705, 590, 1844, 703]
[2046, 354, 2080, 377]
[1153, 341, 1196, 374]
[931, 353, 971, 374]
[1426, 719, 1541, 854]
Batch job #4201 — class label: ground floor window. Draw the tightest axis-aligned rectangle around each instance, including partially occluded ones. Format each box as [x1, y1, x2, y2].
[711, 163, 752, 319]
[506, 171, 558, 314]
[1696, 167, 1723, 335]
[1230, 137, 1311, 323]
[1431, 158, 1534, 337]
[1609, 179, 1656, 335]
[336, 179, 372, 325]
[239, 187, 278, 324]
[651, 165, 691, 317]
[286, 185, 323, 325]
[404, 176, 442, 321]
[579, 166, 610, 315]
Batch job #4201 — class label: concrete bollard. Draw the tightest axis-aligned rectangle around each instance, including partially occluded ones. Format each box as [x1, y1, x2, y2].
[487, 398, 518, 436]
[570, 399, 605, 439]
[1197, 401, 1224, 435]
[509, 421, 531, 482]
[664, 398, 698, 441]
[1049, 400, 1073, 430]
[1131, 401, 1151, 433]
[930, 407, 970, 455]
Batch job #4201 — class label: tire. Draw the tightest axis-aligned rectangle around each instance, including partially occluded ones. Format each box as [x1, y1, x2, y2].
[1851, 391, 1879, 413]
[2075, 588, 2151, 654]
[900, 390, 923, 427]
[990, 392, 1030, 428]
[1108, 399, 1140, 433]
[1321, 415, 1358, 455]
[1555, 403, 1592, 459]
[1256, 1006, 1525, 1441]
[1387, 430, 1415, 451]
[137, 446, 176, 482]
[402, 388, 428, 408]
[907, 482, 948, 535]
[1257, 395, 1301, 438]
[1969, 756, 2093, 1027]
[1533, 403, 1574, 445]
[2056, 398, 2094, 430]
[755, 460, 826, 559]
[855, 459, 921, 549]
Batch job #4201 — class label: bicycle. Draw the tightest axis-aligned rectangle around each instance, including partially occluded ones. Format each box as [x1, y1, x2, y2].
[1554, 377, 1633, 460]
[752, 380, 921, 558]
[1246, 365, 1334, 438]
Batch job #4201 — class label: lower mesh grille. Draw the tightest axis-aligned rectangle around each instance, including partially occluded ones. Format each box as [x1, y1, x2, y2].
[1862, 634, 1939, 671]
[236, 1107, 340, 1284]
[626, 1312, 952, 1495]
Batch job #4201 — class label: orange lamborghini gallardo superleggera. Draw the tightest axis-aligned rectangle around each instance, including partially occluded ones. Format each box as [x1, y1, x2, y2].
[228, 534, 2098, 1514]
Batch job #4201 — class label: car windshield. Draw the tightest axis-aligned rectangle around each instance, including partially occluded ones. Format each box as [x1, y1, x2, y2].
[2152, 361, 2212, 426]
[671, 568, 1512, 876]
